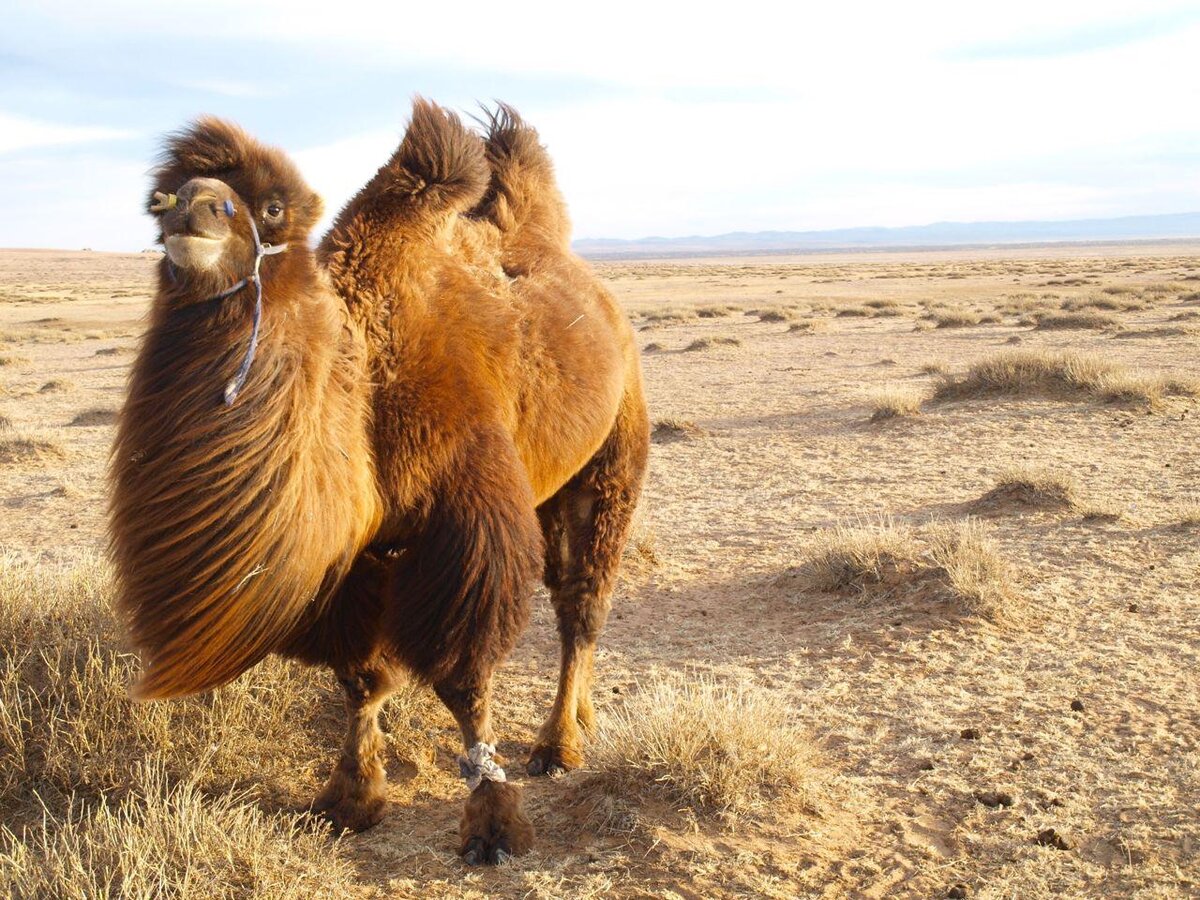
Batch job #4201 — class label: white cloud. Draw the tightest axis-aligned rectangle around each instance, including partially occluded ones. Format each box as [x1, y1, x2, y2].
[8, 0, 1200, 245]
[0, 155, 152, 250]
[293, 129, 404, 235]
[171, 79, 281, 99]
[0, 113, 134, 154]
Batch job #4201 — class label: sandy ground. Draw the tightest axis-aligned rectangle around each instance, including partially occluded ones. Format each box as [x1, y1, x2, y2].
[1, 244, 1198, 897]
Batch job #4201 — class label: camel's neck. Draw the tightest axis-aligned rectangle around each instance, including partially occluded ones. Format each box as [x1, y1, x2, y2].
[110, 255, 380, 698]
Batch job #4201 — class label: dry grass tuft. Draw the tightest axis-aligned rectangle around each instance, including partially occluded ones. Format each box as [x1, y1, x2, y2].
[69, 407, 118, 427]
[977, 466, 1079, 510]
[0, 762, 355, 899]
[789, 520, 920, 594]
[788, 320, 829, 334]
[788, 519, 1022, 623]
[1078, 503, 1123, 523]
[684, 336, 740, 352]
[643, 341, 664, 353]
[922, 520, 1022, 623]
[38, 379, 74, 394]
[0, 555, 422, 896]
[652, 418, 703, 443]
[0, 414, 11, 431]
[757, 309, 793, 323]
[621, 515, 660, 577]
[1110, 325, 1198, 339]
[643, 308, 694, 324]
[587, 671, 822, 823]
[836, 306, 874, 318]
[696, 305, 738, 318]
[933, 349, 1197, 407]
[1175, 503, 1200, 527]
[1035, 311, 1120, 330]
[1061, 294, 1146, 312]
[933, 309, 981, 328]
[869, 387, 924, 422]
[0, 434, 65, 464]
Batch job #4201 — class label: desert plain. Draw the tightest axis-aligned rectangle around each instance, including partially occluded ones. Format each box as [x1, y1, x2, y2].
[0, 242, 1197, 898]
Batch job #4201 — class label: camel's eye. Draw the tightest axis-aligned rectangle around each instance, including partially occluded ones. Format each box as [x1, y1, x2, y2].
[263, 201, 285, 222]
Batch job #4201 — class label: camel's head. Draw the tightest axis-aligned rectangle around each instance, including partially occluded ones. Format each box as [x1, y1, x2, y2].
[148, 118, 323, 279]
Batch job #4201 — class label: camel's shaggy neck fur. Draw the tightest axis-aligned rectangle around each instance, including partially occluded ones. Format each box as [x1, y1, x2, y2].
[111, 243, 379, 699]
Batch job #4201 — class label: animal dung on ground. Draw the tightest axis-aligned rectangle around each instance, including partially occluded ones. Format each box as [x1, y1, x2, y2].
[975, 790, 1014, 808]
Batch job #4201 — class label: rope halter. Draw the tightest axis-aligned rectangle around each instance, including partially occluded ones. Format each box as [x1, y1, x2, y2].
[458, 742, 507, 791]
[213, 203, 288, 405]
[156, 191, 288, 406]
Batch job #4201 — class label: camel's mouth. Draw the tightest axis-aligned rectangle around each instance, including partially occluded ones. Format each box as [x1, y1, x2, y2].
[164, 233, 229, 270]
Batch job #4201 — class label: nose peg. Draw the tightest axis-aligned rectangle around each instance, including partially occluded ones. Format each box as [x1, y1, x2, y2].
[150, 191, 178, 213]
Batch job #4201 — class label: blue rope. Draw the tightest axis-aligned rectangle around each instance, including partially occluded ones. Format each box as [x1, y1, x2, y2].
[214, 215, 287, 406]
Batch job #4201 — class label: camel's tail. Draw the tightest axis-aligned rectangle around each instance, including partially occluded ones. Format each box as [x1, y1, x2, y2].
[474, 103, 571, 253]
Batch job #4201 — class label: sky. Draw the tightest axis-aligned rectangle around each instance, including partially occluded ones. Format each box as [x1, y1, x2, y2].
[2, 0, 1199, 250]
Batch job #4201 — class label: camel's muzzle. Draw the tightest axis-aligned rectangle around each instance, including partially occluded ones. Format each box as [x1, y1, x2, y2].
[159, 177, 239, 269]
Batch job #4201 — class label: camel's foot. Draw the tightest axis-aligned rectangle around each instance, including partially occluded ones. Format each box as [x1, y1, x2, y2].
[459, 781, 534, 865]
[526, 732, 585, 777]
[311, 760, 387, 833]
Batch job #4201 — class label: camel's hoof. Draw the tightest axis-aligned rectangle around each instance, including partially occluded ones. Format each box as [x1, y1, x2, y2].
[459, 781, 533, 865]
[462, 835, 513, 866]
[311, 764, 387, 833]
[312, 794, 386, 834]
[526, 741, 583, 777]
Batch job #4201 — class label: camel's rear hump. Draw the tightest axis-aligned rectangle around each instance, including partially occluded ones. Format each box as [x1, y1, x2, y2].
[475, 104, 572, 253]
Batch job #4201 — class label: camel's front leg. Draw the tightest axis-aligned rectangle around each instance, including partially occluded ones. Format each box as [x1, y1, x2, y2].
[436, 674, 534, 865]
[312, 662, 398, 832]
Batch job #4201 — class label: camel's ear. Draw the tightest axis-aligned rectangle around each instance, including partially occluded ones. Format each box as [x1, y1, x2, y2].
[296, 190, 324, 232]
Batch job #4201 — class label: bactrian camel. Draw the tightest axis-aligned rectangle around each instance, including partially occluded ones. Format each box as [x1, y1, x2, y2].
[110, 99, 649, 863]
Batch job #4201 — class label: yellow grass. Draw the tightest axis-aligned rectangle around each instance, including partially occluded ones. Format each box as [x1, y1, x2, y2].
[791, 519, 1022, 623]
[0, 761, 355, 900]
[979, 466, 1080, 509]
[0, 556, 417, 897]
[787, 319, 829, 334]
[933, 309, 981, 328]
[587, 671, 823, 823]
[685, 336, 740, 351]
[1035, 310, 1120, 330]
[651, 417, 703, 442]
[923, 519, 1022, 623]
[69, 407, 118, 427]
[869, 386, 924, 422]
[0, 434, 65, 464]
[933, 349, 1198, 407]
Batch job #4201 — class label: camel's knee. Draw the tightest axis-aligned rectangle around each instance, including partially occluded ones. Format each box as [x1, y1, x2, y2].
[553, 584, 612, 645]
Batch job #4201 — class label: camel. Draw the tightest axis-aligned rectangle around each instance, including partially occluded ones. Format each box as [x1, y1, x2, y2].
[109, 99, 649, 864]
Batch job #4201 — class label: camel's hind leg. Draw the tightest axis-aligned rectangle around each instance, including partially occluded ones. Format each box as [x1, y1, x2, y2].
[528, 391, 649, 776]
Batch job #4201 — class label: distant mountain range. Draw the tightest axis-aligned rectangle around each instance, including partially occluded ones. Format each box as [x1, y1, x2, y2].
[572, 212, 1200, 259]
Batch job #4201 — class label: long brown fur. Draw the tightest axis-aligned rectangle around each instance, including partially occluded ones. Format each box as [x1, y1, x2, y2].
[111, 121, 378, 698]
[112, 98, 649, 856]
